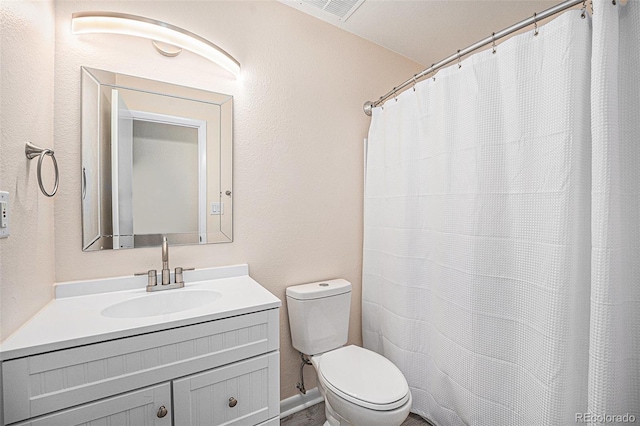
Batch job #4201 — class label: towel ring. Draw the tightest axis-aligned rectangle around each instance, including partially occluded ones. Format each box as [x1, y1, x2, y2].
[25, 142, 59, 197]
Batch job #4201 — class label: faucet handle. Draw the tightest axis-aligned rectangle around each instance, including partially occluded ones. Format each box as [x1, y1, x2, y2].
[135, 269, 157, 287]
[174, 267, 194, 285]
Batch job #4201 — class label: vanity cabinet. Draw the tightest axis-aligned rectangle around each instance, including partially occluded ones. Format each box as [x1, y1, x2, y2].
[2, 309, 280, 426]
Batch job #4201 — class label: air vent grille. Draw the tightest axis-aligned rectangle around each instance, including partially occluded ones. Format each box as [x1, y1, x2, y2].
[299, 0, 364, 20]
[324, 0, 358, 18]
[303, 0, 329, 9]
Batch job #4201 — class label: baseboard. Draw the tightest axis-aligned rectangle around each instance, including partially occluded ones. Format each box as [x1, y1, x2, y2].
[280, 387, 324, 418]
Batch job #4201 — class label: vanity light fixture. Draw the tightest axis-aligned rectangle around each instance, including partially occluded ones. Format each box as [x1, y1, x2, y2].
[71, 12, 240, 77]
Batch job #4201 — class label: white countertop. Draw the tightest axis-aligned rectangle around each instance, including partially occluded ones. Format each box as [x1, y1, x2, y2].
[0, 264, 281, 360]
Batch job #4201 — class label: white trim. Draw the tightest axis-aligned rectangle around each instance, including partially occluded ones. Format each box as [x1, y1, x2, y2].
[111, 89, 121, 249]
[280, 387, 323, 419]
[112, 90, 136, 249]
[198, 121, 207, 243]
[122, 109, 202, 127]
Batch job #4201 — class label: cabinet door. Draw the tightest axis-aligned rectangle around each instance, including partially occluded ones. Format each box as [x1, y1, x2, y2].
[173, 352, 279, 426]
[15, 383, 171, 426]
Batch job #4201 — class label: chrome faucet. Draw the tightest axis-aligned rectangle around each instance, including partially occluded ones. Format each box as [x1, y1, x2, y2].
[161, 236, 170, 285]
[134, 236, 193, 292]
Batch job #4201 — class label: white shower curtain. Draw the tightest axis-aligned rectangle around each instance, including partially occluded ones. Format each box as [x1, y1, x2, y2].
[362, 1, 639, 425]
[589, 0, 640, 419]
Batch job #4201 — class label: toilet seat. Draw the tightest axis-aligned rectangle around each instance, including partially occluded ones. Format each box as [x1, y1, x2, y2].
[317, 345, 410, 411]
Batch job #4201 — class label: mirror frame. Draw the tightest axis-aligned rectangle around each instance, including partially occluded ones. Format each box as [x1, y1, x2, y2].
[81, 67, 233, 251]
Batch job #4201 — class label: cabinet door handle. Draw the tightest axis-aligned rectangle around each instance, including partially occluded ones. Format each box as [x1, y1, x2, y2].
[157, 405, 168, 418]
[228, 397, 238, 408]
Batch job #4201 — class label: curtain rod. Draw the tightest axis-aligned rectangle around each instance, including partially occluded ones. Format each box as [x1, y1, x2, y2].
[363, 0, 586, 116]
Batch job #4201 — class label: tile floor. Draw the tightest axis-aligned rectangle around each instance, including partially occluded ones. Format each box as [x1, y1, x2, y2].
[280, 401, 433, 426]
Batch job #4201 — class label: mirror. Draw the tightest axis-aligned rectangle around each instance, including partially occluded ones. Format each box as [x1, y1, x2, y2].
[81, 67, 233, 251]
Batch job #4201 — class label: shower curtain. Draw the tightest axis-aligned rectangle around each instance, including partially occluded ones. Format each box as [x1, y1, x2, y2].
[362, 1, 639, 425]
[589, 0, 640, 418]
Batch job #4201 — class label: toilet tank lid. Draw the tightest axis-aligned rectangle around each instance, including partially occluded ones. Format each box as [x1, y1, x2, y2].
[286, 279, 351, 300]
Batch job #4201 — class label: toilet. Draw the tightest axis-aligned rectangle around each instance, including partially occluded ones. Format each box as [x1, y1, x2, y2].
[286, 279, 412, 426]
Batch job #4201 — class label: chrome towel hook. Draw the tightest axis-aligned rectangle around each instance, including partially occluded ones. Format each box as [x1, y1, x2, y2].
[25, 142, 59, 197]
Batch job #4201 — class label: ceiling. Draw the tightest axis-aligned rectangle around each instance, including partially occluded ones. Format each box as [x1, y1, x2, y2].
[278, 0, 565, 67]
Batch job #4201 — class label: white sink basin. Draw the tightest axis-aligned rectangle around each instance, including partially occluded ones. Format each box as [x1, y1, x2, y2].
[101, 289, 221, 318]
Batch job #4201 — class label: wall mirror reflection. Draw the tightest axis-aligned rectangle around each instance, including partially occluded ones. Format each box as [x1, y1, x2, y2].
[81, 67, 233, 251]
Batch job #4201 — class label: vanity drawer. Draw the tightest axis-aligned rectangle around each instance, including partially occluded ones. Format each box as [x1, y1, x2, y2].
[2, 309, 278, 424]
[13, 383, 171, 426]
[173, 351, 279, 426]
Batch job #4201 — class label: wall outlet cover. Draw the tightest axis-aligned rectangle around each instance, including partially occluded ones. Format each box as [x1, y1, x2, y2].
[0, 191, 9, 238]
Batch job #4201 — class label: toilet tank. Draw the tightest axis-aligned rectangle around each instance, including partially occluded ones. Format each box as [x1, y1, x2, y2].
[286, 279, 351, 356]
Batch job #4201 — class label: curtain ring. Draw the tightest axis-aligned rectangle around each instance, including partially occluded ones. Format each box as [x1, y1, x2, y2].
[412, 75, 417, 92]
[432, 64, 436, 81]
[393, 87, 398, 102]
[533, 12, 539, 36]
[457, 50, 462, 69]
[581, 0, 587, 18]
[492, 32, 497, 54]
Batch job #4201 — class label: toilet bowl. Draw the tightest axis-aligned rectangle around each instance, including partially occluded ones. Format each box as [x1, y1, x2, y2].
[311, 345, 412, 426]
[286, 279, 411, 426]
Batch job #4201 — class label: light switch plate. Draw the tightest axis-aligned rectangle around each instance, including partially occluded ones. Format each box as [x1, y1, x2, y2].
[210, 202, 224, 215]
[0, 191, 9, 238]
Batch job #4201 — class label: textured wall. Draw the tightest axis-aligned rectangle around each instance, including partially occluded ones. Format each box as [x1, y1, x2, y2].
[0, 1, 56, 341]
[53, 1, 421, 399]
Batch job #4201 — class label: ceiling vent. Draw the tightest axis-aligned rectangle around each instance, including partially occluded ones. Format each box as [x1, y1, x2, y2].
[296, 0, 365, 21]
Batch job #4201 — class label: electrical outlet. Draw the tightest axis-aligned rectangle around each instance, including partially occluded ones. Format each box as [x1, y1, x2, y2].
[0, 191, 9, 238]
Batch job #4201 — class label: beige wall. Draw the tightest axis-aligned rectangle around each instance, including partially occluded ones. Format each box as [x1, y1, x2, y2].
[40, 0, 420, 400]
[0, 1, 56, 341]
